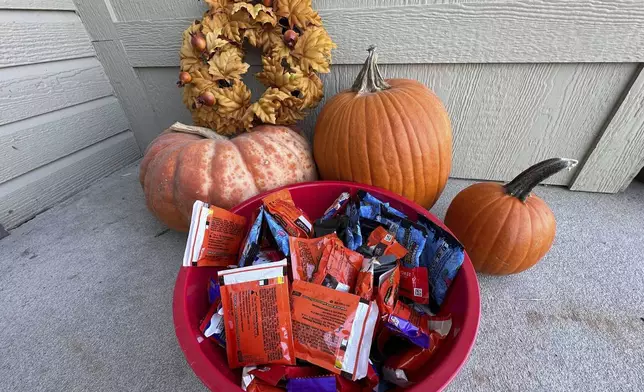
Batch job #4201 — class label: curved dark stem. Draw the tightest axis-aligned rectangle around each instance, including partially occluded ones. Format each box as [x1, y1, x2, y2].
[504, 158, 578, 202]
[351, 45, 391, 94]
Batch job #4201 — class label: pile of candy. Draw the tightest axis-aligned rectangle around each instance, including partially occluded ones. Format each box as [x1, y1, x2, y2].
[182, 189, 465, 391]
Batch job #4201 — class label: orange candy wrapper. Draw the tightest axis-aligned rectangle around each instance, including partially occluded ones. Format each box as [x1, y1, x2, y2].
[263, 189, 313, 238]
[219, 260, 295, 368]
[183, 200, 247, 267]
[366, 226, 408, 260]
[376, 263, 400, 318]
[290, 280, 379, 381]
[354, 257, 375, 301]
[289, 234, 342, 282]
[311, 240, 364, 292]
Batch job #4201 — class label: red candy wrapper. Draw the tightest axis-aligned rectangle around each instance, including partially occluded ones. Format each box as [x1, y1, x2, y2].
[263, 189, 313, 238]
[366, 226, 408, 260]
[376, 263, 400, 319]
[183, 200, 247, 267]
[382, 316, 451, 387]
[289, 234, 342, 282]
[219, 260, 295, 368]
[247, 378, 286, 392]
[399, 266, 430, 304]
[311, 240, 363, 292]
[290, 280, 379, 381]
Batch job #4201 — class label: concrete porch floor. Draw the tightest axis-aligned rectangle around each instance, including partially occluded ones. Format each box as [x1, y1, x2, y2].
[1, 162, 643, 392]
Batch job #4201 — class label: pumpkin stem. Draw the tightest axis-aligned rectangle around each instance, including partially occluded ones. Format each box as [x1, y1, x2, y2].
[351, 46, 391, 95]
[166, 122, 228, 141]
[504, 158, 579, 202]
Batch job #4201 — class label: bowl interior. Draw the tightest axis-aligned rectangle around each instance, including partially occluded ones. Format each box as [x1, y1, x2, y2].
[173, 181, 480, 392]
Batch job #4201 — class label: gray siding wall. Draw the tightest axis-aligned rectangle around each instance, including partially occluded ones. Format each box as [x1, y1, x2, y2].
[0, 3, 140, 231]
[79, 0, 644, 193]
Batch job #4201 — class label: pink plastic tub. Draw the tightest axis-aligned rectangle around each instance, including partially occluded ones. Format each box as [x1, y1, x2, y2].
[173, 181, 480, 391]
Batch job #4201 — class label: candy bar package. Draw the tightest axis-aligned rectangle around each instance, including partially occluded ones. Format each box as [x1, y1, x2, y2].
[366, 226, 408, 260]
[384, 301, 431, 349]
[313, 215, 349, 238]
[183, 200, 247, 267]
[376, 263, 400, 318]
[289, 234, 342, 282]
[382, 318, 452, 387]
[263, 189, 313, 238]
[219, 260, 295, 368]
[311, 240, 363, 292]
[358, 191, 407, 219]
[290, 280, 379, 381]
[344, 202, 363, 251]
[287, 375, 336, 392]
[426, 234, 465, 307]
[238, 206, 266, 267]
[321, 192, 351, 221]
[398, 266, 429, 304]
[200, 279, 226, 347]
[354, 257, 375, 301]
[247, 378, 286, 392]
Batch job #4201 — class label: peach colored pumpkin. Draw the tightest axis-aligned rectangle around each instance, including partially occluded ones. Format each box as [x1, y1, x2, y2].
[313, 46, 452, 208]
[140, 122, 317, 231]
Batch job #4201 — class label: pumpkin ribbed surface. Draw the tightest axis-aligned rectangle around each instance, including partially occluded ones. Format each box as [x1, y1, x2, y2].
[140, 124, 317, 231]
[445, 183, 556, 275]
[314, 78, 452, 208]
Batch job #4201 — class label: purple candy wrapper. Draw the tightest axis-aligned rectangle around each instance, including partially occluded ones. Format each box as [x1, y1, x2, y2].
[385, 301, 430, 349]
[287, 376, 336, 392]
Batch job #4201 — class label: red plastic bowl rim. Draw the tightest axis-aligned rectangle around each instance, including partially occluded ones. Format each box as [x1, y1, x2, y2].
[173, 180, 481, 392]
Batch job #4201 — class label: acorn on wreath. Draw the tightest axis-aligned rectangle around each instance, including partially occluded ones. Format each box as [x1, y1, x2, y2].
[178, 0, 336, 136]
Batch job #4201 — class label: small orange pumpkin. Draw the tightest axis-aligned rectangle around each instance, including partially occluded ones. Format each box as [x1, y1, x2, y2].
[140, 122, 317, 231]
[444, 158, 578, 275]
[313, 46, 452, 208]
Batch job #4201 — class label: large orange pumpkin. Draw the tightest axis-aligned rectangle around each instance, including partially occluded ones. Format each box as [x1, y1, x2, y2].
[444, 158, 578, 275]
[140, 122, 317, 231]
[313, 46, 452, 208]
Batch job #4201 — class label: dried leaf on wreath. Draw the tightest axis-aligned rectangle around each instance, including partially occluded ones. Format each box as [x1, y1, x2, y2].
[290, 27, 335, 73]
[275, 96, 306, 124]
[298, 72, 324, 107]
[256, 56, 302, 91]
[250, 88, 292, 124]
[232, 2, 276, 25]
[212, 82, 251, 116]
[208, 49, 250, 80]
[205, 30, 229, 52]
[275, 0, 322, 29]
[246, 24, 284, 54]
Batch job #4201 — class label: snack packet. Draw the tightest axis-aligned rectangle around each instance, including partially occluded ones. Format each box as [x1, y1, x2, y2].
[344, 202, 363, 251]
[183, 200, 247, 267]
[238, 207, 266, 267]
[219, 260, 295, 368]
[425, 234, 465, 307]
[376, 263, 400, 318]
[366, 226, 408, 260]
[314, 215, 349, 238]
[287, 376, 336, 392]
[200, 280, 226, 347]
[354, 257, 375, 301]
[358, 191, 406, 219]
[247, 378, 286, 392]
[385, 301, 452, 349]
[399, 266, 429, 304]
[253, 249, 284, 265]
[321, 192, 351, 221]
[264, 211, 291, 256]
[263, 189, 313, 238]
[290, 280, 379, 381]
[382, 318, 452, 387]
[311, 240, 363, 292]
[289, 234, 342, 282]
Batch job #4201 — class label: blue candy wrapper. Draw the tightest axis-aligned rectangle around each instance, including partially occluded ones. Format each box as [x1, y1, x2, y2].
[428, 236, 465, 306]
[200, 280, 226, 347]
[395, 222, 427, 269]
[321, 192, 350, 221]
[264, 210, 291, 256]
[345, 202, 363, 251]
[287, 376, 336, 392]
[208, 277, 220, 304]
[238, 207, 265, 267]
[359, 191, 407, 219]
